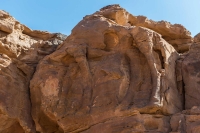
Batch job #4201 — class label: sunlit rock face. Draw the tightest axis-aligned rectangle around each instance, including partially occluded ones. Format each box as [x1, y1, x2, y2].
[0, 10, 66, 133]
[1, 4, 200, 133]
[30, 5, 185, 133]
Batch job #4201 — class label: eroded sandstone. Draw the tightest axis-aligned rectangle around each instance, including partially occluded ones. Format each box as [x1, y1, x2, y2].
[30, 4, 183, 133]
[0, 4, 199, 133]
[181, 37, 200, 110]
[95, 5, 193, 53]
[194, 33, 200, 43]
[0, 10, 66, 133]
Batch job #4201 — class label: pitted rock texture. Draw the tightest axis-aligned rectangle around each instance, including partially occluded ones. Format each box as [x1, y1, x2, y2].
[0, 4, 200, 133]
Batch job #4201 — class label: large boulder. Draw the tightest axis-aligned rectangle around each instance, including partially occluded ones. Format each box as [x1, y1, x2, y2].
[0, 4, 199, 133]
[30, 5, 182, 132]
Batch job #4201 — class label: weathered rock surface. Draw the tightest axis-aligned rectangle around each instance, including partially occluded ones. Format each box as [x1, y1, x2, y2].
[30, 4, 183, 133]
[170, 107, 200, 133]
[95, 5, 193, 53]
[0, 4, 199, 133]
[194, 33, 200, 43]
[82, 111, 171, 133]
[181, 38, 200, 110]
[0, 10, 66, 133]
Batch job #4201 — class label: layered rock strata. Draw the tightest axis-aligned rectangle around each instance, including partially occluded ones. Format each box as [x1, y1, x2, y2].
[0, 4, 200, 133]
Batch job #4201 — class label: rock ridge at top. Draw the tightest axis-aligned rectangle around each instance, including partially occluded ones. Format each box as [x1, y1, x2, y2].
[91, 4, 193, 52]
[0, 4, 200, 133]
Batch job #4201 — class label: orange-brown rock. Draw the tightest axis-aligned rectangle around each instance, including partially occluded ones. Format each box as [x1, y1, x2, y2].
[0, 4, 199, 133]
[0, 10, 66, 133]
[30, 5, 184, 133]
[95, 5, 193, 53]
[82, 111, 171, 133]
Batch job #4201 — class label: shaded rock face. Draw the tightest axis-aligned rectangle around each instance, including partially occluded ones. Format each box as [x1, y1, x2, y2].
[182, 43, 200, 109]
[0, 4, 200, 133]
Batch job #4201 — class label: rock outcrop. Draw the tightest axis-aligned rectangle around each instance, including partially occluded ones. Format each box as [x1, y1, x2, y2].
[170, 107, 200, 133]
[181, 38, 200, 109]
[0, 10, 66, 133]
[0, 4, 200, 133]
[96, 5, 193, 53]
[194, 33, 200, 43]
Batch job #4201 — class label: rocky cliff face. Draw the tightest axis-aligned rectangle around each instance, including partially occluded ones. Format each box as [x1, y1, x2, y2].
[0, 4, 199, 133]
[0, 10, 66, 133]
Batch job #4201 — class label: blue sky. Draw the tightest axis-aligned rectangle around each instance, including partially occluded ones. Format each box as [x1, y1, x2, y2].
[1, 0, 199, 37]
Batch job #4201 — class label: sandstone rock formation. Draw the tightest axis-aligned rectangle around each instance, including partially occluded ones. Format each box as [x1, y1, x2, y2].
[170, 107, 200, 133]
[0, 4, 200, 133]
[181, 37, 200, 109]
[194, 33, 200, 43]
[0, 10, 66, 133]
[97, 5, 193, 53]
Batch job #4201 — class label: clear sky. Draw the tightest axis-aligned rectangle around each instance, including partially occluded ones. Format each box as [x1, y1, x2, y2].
[1, 0, 199, 37]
